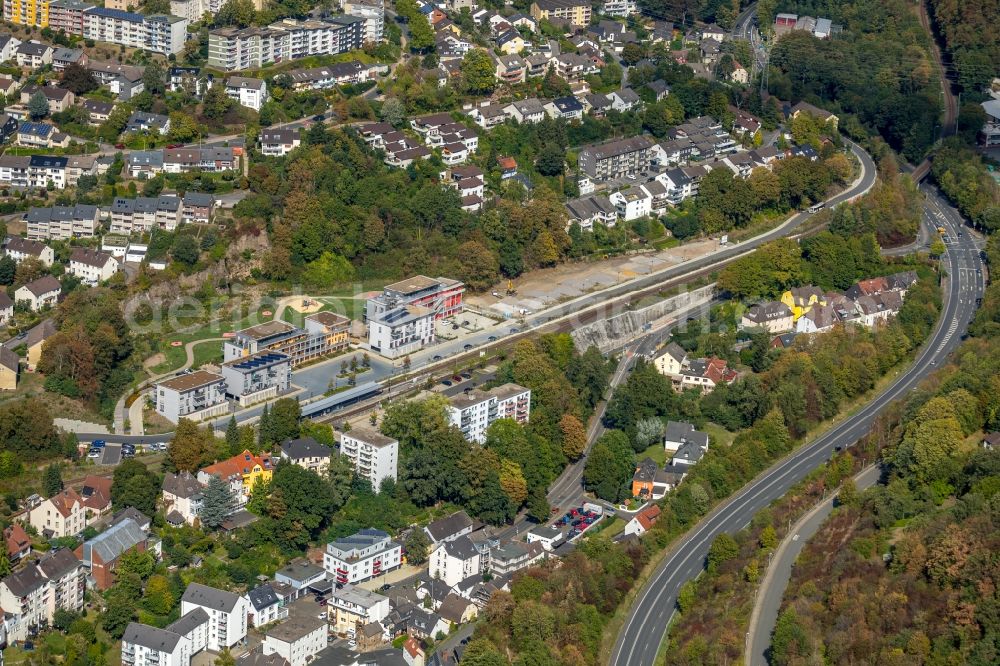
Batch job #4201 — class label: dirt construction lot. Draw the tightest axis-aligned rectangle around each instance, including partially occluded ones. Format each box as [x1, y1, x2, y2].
[468, 237, 723, 316]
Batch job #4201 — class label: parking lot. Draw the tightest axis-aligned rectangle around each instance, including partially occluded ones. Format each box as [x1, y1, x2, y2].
[553, 505, 604, 542]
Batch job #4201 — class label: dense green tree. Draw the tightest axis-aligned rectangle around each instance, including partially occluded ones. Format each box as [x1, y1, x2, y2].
[111, 459, 159, 516]
[27, 91, 49, 119]
[583, 430, 634, 503]
[42, 463, 63, 497]
[200, 475, 235, 530]
[461, 49, 496, 94]
[60, 62, 98, 94]
[404, 528, 430, 565]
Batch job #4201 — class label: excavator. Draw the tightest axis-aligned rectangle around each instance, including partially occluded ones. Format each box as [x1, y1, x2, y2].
[506, 279, 517, 296]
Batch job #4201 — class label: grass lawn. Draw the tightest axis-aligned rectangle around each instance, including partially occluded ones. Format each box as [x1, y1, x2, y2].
[638, 442, 668, 465]
[702, 422, 736, 448]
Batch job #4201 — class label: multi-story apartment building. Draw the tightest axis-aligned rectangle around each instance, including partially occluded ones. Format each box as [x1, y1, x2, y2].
[429, 535, 480, 587]
[0, 549, 85, 641]
[328, 584, 390, 635]
[224, 312, 349, 366]
[577, 135, 655, 181]
[446, 383, 531, 443]
[342, 0, 383, 43]
[68, 247, 119, 285]
[48, 0, 93, 34]
[262, 615, 327, 666]
[338, 426, 398, 490]
[219, 350, 291, 407]
[0, 154, 71, 189]
[366, 304, 435, 359]
[28, 488, 88, 538]
[324, 528, 402, 585]
[82, 7, 189, 55]
[365, 275, 464, 323]
[529, 0, 590, 27]
[180, 583, 249, 652]
[4, 0, 50, 27]
[154, 370, 228, 423]
[109, 195, 183, 234]
[600, 0, 636, 16]
[207, 15, 364, 71]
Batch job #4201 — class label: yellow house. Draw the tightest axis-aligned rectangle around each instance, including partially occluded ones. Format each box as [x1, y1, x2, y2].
[25, 318, 56, 371]
[781, 286, 827, 321]
[197, 450, 274, 507]
[0, 347, 18, 390]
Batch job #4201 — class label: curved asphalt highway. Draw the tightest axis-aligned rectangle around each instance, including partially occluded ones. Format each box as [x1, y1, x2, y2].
[610, 185, 984, 666]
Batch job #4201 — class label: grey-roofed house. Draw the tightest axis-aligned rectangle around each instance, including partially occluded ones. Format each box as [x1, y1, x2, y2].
[121, 622, 185, 664]
[263, 613, 327, 665]
[424, 510, 474, 544]
[75, 517, 150, 590]
[246, 583, 288, 626]
[126, 111, 170, 135]
[181, 191, 214, 223]
[128, 150, 164, 177]
[280, 437, 333, 475]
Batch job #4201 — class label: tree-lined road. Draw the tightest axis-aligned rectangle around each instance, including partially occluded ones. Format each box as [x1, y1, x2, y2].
[610, 186, 985, 666]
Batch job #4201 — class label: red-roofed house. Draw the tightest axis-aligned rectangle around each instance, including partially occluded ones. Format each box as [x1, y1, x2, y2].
[4, 523, 31, 563]
[403, 636, 425, 666]
[624, 504, 661, 537]
[678, 357, 737, 394]
[79, 475, 113, 519]
[197, 449, 274, 508]
[845, 276, 889, 300]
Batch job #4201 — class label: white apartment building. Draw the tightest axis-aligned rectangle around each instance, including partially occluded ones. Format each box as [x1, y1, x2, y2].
[429, 535, 480, 588]
[83, 7, 189, 55]
[601, 0, 637, 16]
[446, 383, 531, 444]
[180, 583, 249, 652]
[367, 304, 435, 359]
[225, 76, 268, 111]
[155, 370, 228, 423]
[0, 549, 86, 642]
[122, 607, 211, 666]
[263, 615, 327, 666]
[121, 623, 191, 666]
[338, 427, 398, 490]
[25, 204, 100, 241]
[342, 0, 384, 43]
[68, 247, 119, 285]
[110, 196, 183, 234]
[328, 584, 390, 635]
[207, 16, 364, 72]
[324, 528, 402, 585]
[219, 350, 291, 407]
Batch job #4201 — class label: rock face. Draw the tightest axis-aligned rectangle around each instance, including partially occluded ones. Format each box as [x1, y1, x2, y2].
[123, 232, 270, 312]
[571, 284, 715, 352]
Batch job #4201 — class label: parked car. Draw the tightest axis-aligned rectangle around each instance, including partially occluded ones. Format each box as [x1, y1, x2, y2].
[91, 440, 106, 448]
[87, 450, 101, 459]
[433, 355, 442, 361]
[487, 336, 497, 342]
[441, 380, 452, 386]
[463, 343, 473, 350]
[378, 584, 391, 592]
[461, 372, 472, 379]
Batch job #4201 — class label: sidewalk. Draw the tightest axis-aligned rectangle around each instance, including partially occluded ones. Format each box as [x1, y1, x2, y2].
[744, 465, 881, 666]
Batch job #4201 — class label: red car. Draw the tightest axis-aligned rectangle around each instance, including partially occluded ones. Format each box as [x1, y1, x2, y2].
[167, 143, 183, 149]
[114, 143, 125, 149]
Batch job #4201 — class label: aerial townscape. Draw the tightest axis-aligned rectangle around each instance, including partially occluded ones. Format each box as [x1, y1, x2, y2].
[0, 0, 997, 664]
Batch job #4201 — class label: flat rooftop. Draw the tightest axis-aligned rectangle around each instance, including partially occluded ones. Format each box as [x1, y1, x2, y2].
[158, 370, 223, 393]
[383, 275, 441, 295]
[235, 320, 298, 341]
